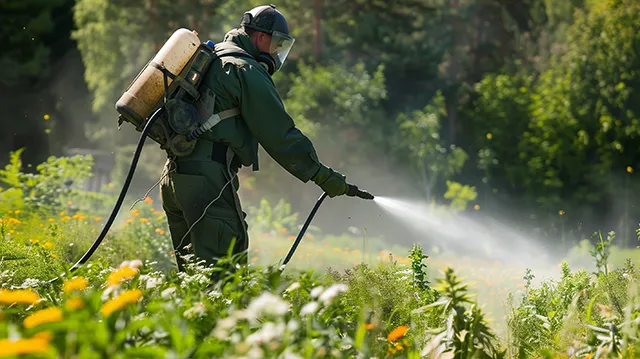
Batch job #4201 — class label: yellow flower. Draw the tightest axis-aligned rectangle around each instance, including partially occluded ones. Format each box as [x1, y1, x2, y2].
[627, 166, 633, 174]
[7, 218, 21, 225]
[29, 239, 38, 244]
[63, 277, 88, 294]
[67, 200, 72, 206]
[51, 254, 57, 258]
[43, 114, 50, 120]
[486, 133, 493, 140]
[559, 210, 565, 216]
[0, 336, 51, 356]
[0, 289, 41, 305]
[43, 242, 54, 248]
[139, 218, 149, 223]
[473, 204, 480, 210]
[132, 209, 140, 217]
[59, 211, 66, 217]
[14, 210, 21, 215]
[61, 215, 72, 222]
[156, 215, 164, 221]
[144, 197, 153, 204]
[65, 296, 84, 310]
[48, 218, 55, 223]
[106, 266, 139, 287]
[155, 228, 165, 235]
[387, 325, 409, 341]
[100, 289, 143, 317]
[23, 307, 63, 328]
[94, 217, 102, 222]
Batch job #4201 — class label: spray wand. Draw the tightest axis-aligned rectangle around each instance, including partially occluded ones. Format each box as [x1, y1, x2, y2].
[281, 185, 374, 269]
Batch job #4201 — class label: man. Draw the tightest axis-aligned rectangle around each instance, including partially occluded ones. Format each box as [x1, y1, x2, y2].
[159, 4, 363, 275]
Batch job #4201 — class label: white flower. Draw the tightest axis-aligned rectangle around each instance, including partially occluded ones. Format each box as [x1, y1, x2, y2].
[213, 316, 237, 339]
[300, 301, 320, 316]
[284, 282, 300, 293]
[287, 319, 300, 332]
[310, 286, 324, 298]
[318, 284, 348, 305]
[140, 274, 162, 290]
[183, 302, 206, 319]
[246, 322, 285, 344]
[19, 278, 41, 289]
[161, 287, 176, 299]
[282, 348, 304, 359]
[246, 346, 264, 358]
[244, 292, 289, 323]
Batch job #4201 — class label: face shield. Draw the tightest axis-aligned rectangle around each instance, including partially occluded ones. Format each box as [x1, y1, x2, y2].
[268, 31, 295, 72]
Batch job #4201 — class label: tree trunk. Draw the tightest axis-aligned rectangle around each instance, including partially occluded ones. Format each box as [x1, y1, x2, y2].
[314, 0, 323, 60]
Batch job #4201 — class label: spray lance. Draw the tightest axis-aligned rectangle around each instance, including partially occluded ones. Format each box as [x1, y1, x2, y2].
[280, 185, 374, 269]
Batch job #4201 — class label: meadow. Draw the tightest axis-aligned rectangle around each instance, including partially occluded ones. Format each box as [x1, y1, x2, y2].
[2, 151, 640, 358]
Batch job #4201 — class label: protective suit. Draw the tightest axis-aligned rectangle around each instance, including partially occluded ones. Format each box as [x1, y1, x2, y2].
[160, 8, 353, 274]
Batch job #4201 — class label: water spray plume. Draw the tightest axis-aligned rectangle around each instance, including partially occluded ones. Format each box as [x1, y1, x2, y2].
[372, 196, 557, 268]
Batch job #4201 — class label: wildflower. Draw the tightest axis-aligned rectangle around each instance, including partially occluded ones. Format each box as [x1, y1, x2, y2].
[558, 210, 565, 216]
[183, 302, 206, 319]
[0, 337, 51, 356]
[43, 242, 54, 248]
[121, 259, 143, 269]
[23, 307, 63, 328]
[246, 322, 286, 345]
[100, 289, 143, 317]
[213, 316, 237, 339]
[155, 228, 165, 235]
[14, 210, 21, 215]
[627, 166, 633, 174]
[486, 133, 493, 139]
[132, 209, 140, 217]
[67, 200, 72, 206]
[387, 325, 409, 341]
[43, 114, 50, 120]
[63, 277, 89, 294]
[7, 218, 21, 225]
[48, 218, 54, 223]
[65, 297, 84, 310]
[474, 204, 480, 210]
[29, 239, 38, 244]
[94, 217, 102, 222]
[288, 235, 295, 241]
[285, 282, 301, 293]
[365, 323, 376, 330]
[0, 289, 41, 305]
[140, 218, 149, 223]
[61, 216, 71, 222]
[310, 286, 324, 298]
[106, 265, 139, 287]
[278, 227, 287, 234]
[300, 301, 320, 316]
[50, 254, 57, 258]
[144, 197, 153, 204]
[318, 283, 348, 305]
[242, 292, 289, 323]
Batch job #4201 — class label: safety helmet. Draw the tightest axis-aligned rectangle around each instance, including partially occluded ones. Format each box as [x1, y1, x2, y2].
[240, 4, 295, 73]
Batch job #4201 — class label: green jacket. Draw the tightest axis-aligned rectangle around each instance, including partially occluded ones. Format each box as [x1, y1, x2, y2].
[196, 27, 334, 184]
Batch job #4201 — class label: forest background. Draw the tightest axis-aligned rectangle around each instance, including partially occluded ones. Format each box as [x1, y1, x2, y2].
[2, 0, 640, 257]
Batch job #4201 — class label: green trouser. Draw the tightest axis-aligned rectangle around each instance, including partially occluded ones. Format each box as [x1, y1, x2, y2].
[159, 140, 248, 278]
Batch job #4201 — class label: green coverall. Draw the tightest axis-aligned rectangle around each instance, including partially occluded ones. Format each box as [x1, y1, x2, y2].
[160, 27, 350, 273]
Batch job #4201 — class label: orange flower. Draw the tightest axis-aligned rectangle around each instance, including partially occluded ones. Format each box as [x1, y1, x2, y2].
[23, 307, 63, 328]
[387, 325, 409, 341]
[0, 289, 41, 305]
[365, 323, 376, 330]
[144, 197, 153, 204]
[100, 289, 143, 317]
[0, 337, 51, 356]
[63, 277, 89, 294]
[106, 266, 139, 287]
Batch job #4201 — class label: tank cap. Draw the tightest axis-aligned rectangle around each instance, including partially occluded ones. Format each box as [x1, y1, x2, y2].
[205, 40, 215, 49]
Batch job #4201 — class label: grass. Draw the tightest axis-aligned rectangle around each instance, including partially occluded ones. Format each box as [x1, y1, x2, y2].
[2, 151, 640, 357]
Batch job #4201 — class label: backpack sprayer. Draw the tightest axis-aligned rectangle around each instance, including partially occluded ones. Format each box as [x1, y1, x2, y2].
[48, 28, 373, 283]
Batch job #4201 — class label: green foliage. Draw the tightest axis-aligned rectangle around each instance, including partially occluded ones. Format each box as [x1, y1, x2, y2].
[0, 149, 111, 216]
[0, 0, 67, 85]
[397, 92, 468, 202]
[443, 181, 478, 211]
[419, 267, 505, 359]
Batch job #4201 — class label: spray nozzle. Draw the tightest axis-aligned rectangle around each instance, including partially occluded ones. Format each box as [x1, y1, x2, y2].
[347, 184, 375, 200]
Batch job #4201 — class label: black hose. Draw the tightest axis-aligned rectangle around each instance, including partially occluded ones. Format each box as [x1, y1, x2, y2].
[281, 192, 328, 267]
[48, 107, 165, 284]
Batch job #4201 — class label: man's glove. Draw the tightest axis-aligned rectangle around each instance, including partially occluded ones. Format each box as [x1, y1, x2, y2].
[312, 165, 349, 198]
